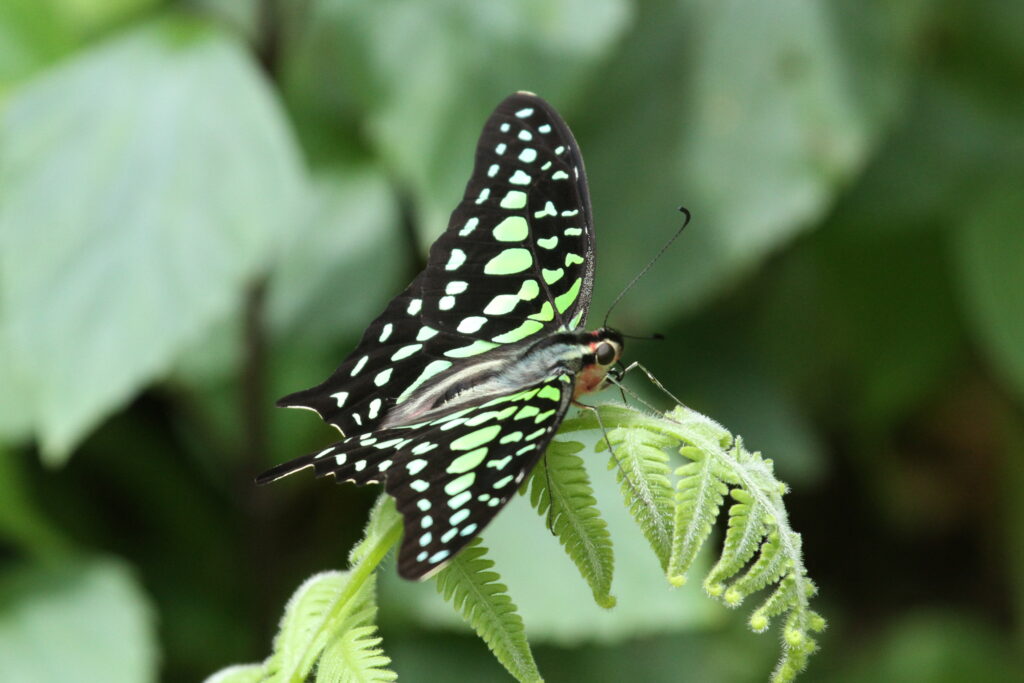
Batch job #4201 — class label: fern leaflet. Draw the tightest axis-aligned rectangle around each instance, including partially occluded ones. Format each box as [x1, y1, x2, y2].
[316, 576, 397, 683]
[434, 538, 542, 683]
[526, 439, 616, 608]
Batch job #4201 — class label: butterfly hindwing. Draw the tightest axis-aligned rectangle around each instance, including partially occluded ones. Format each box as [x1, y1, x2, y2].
[279, 375, 574, 579]
[276, 93, 594, 438]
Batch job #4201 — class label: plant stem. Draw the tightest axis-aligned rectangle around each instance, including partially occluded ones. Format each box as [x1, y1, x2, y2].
[290, 514, 404, 682]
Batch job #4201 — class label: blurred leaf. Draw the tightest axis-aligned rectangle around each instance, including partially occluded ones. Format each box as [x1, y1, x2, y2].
[0, 447, 68, 556]
[0, 16, 306, 462]
[285, 0, 630, 229]
[580, 0, 928, 324]
[268, 167, 404, 351]
[0, 558, 158, 683]
[953, 183, 1024, 406]
[755, 222, 963, 432]
[173, 164, 405, 388]
[0, 307, 32, 440]
[822, 610, 1020, 683]
[48, 0, 161, 39]
[0, 0, 74, 95]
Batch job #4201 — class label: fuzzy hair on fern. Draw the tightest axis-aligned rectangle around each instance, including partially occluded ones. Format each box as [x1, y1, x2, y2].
[206, 401, 824, 683]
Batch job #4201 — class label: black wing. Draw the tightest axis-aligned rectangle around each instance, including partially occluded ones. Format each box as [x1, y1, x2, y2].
[277, 92, 594, 438]
[262, 374, 575, 579]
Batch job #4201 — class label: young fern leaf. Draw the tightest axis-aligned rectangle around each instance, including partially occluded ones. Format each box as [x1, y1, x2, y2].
[668, 447, 729, 585]
[266, 571, 353, 682]
[203, 664, 265, 683]
[589, 402, 825, 683]
[704, 486, 769, 597]
[316, 575, 397, 683]
[599, 425, 675, 572]
[280, 500, 403, 683]
[526, 439, 616, 608]
[434, 538, 542, 683]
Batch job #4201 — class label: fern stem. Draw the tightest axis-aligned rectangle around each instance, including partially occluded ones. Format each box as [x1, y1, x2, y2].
[289, 511, 404, 682]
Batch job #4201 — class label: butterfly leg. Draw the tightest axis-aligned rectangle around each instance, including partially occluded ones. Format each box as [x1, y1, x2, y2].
[611, 362, 630, 407]
[618, 361, 684, 406]
[573, 401, 645, 505]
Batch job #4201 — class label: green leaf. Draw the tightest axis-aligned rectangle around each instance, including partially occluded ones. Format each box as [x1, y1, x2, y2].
[0, 0, 74, 95]
[953, 183, 1024, 406]
[434, 539, 542, 683]
[0, 558, 157, 683]
[0, 16, 306, 461]
[267, 168, 404, 350]
[286, 0, 629, 241]
[582, 0, 928, 323]
[526, 439, 616, 608]
[0, 447, 68, 556]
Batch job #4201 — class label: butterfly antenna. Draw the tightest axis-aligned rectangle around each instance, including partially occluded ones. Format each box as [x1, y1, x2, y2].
[603, 206, 691, 329]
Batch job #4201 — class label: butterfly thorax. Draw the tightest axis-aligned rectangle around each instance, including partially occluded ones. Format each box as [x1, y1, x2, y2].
[378, 328, 623, 429]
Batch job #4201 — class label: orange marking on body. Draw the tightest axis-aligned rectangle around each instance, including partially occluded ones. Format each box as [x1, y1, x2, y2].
[573, 363, 609, 399]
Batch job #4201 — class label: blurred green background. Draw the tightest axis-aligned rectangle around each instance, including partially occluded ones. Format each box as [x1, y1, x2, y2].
[1, 0, 1022, 681]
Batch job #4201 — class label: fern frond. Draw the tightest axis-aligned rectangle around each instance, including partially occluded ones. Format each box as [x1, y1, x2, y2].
[434, 538, 542, 683]
[599, 424, 676, 571]
[704, 488, 769, 597]
[527, 439, 616, 608]
[316, 576, 397, 683]
[590, 402, 825, 682]
[202, 663, 266, 683]
[317, 625, 396, 683]
[668, 447, 729, 585]
[274, 500, 404, 683]
[265, 571, 351, 681]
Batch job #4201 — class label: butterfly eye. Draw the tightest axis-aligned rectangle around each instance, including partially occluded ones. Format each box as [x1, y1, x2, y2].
[595, 342, 616, 366]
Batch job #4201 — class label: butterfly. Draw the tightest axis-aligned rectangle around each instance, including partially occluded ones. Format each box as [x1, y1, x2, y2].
[258, 92, 624, 580]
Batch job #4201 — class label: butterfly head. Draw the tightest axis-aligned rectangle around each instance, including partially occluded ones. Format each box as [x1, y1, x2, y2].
[572, 328, 624, 398]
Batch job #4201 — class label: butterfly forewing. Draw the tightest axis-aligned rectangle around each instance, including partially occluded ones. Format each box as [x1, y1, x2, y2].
[418, 94, 596, 348]
[277, 93, 594, 437]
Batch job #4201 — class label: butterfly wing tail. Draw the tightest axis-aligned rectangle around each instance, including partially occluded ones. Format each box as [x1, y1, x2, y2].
[255, 454, 316, 485]
[256, 436, 400, 486]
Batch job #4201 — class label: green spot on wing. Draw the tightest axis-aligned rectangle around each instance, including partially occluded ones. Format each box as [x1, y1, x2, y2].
[492, 319, 544, 344]
[445, 339, 500, 358]
[447, 447, 488, 474]
[518, 280, 540, 300]
[515, 405, 541, 420]
[492, 216, 529, 241]
[484, 248, 532, 275]
[555, 278, 582, 313]
[529, 301, 555, 322]
[543, 268, 565, 284]
[499, 190, 527, 209]
[450, 425, 501, 451]
[537, 385, 561, 401]
[445, 472, 476, 496]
